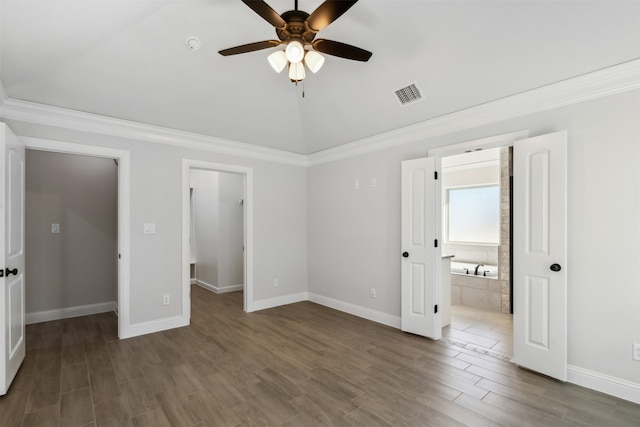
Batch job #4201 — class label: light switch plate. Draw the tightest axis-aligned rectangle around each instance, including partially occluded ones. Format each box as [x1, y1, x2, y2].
[143, 223, 156, 234]
[51, 223, 60, 234]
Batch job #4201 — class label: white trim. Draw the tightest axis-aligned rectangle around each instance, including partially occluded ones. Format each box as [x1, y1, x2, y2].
[182, 159, 254, 315]
[568, 365, 640, 405]
[21, 137, 132, 339]
[195, 280, 243, 294]
[250, 292, 309, 312]
[25, 301, 117, 325]
[308, 293, 401, 329]
[1, 99, 308, 167]
[308, 59, 640, 165]
[126, 315, 188, 339]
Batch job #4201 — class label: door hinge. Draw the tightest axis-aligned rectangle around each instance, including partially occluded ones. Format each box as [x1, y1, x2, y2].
[434, 239, 438, 248]
[434, 171, 438, 180]
[434, 304, 438, 314]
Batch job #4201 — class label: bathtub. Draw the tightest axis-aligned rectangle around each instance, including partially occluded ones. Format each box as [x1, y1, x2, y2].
[451, 261, 498, 279]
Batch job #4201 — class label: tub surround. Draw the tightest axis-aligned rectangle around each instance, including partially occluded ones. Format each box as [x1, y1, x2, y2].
[450, 273, 503, 312]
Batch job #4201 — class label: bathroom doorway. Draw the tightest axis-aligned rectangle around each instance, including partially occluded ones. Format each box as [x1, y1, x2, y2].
[440, 146, 513, 359]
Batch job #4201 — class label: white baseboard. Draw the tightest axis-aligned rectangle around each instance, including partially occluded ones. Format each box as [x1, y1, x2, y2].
[195, 279, 243, 294]
[249, 292, 309, 312]
[307, 293, 401, 329]
[26, 301, 117, 325]
[123, 315, 188, 339]
[568, 365, 640, 404]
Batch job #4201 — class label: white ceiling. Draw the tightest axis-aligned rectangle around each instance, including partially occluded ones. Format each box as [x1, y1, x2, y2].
[2, 0, 639, 155]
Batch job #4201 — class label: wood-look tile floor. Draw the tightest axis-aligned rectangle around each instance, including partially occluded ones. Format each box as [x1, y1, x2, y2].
[1, 286, 639, 426]
[443, 305, 513, 360]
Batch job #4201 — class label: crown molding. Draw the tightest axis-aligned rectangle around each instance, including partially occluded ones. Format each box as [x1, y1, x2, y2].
[307, 58, 640, 166]
[0, 99, 309, 167]
[1, 59, 638, 168]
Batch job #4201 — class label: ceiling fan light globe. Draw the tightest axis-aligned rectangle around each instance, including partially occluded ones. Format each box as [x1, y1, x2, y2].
[304, 51, 325, 73]
[288, 62, 306, 81]
[267, 50, 288, 73]
[285, 40, 305, 63]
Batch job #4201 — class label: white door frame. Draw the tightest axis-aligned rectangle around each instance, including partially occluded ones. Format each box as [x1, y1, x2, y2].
[21, 137, 131, 338]
[181, 159, 254, 314]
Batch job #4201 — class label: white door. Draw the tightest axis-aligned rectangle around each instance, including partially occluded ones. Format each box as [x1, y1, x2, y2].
[513, 131, 567, 381]
[401, 157, 440, 339]
[0, 123, 26, 395]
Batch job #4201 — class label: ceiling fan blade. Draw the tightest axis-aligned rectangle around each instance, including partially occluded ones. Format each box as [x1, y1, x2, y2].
[307, 0, 358, 32]
[219, 40, 281, 56]
[312, 39, 372, 62]
[241, 0, 286, 29]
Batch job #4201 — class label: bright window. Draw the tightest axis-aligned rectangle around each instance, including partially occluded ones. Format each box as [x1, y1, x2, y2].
[447, 185, 500, 244]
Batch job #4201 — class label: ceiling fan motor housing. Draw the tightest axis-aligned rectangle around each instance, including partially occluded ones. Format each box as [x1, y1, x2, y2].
[276, 10, 317, 45]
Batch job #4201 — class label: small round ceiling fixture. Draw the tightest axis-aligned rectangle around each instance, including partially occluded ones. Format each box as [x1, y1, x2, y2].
[186, 37, 201, 51]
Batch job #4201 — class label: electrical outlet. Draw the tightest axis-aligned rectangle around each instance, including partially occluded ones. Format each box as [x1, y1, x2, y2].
[162, 294, 170, 306]
[633, 343, 640, 361]
[370, 288, 376, 298]
[353, 180, 360, 190]
[274, 279, 279, 288]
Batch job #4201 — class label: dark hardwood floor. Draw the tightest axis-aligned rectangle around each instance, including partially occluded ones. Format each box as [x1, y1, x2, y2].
[1, 285, 639, 426]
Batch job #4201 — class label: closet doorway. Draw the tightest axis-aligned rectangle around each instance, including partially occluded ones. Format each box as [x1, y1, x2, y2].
[181, 160, 254, 317]
[20, 137, 131, 339]
[189, 169, 245, 295]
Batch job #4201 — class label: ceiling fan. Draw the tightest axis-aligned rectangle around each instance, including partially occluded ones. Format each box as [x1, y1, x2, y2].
[219, 0, 372, 82]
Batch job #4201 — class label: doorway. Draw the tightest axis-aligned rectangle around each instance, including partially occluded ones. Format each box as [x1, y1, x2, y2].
[181, 159, 253, 317]
[22, 137, 130, 338]
[189, 169, 245, 295]
[439, 147, 513, 358]
[25, 150, 119, 325]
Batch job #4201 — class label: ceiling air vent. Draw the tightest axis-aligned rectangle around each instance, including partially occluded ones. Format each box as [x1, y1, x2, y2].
[394, 83, 423, 106]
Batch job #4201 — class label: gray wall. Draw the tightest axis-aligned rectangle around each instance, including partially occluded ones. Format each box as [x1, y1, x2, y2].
[25, 150, 117, 313]
[308, 89, 640, 385]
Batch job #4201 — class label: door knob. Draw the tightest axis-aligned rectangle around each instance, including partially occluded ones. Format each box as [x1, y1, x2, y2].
[550, 264, 562, 272]
[5, 268, 18, 276]
[402, 252, 409, 258]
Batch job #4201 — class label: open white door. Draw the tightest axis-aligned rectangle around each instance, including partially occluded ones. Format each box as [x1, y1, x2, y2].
[513, 131, 567, 381]
[0, 123, 26, 395]
[401, 157, 440, 339]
